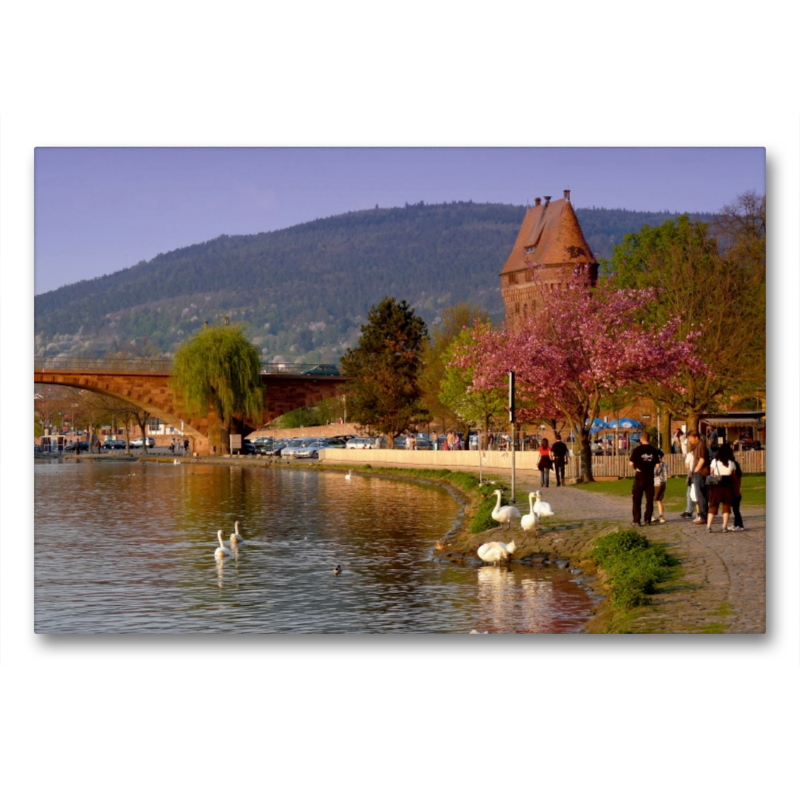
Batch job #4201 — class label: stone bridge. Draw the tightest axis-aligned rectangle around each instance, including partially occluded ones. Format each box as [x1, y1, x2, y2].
[33, 360, 346, 454]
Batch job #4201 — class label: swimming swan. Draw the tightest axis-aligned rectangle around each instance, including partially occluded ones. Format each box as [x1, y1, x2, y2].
[231, 520, 243, 544]
[477, 540, 517, 565]
[345, 470, 352, 480]
[215, 530, 231, 561]
[491, 489, 521, 530]
[521, 492, 540, 532]
[533, 491, 554, 519]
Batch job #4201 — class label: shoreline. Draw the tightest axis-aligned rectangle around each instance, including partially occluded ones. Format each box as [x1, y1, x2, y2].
[44, 453, 766, 633]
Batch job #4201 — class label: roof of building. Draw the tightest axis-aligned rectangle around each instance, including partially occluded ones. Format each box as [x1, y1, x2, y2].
[499, 192, 597, 276]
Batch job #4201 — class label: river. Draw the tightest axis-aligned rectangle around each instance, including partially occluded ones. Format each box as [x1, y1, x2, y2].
[34, 460, 596, 633]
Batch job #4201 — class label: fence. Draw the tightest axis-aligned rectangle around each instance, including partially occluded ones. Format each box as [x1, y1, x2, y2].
[319, 447, 766, 476]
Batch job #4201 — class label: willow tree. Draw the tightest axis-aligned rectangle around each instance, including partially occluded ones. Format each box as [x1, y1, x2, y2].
[171, 326, 264, 455]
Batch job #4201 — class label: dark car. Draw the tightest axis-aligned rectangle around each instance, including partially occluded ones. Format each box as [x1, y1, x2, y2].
[241, 440, 256, 455]
[301, 364, 341, 376]
[262, 439, 291, 456]
[103, 438, 127, 450]
[64, 441, 89, 452]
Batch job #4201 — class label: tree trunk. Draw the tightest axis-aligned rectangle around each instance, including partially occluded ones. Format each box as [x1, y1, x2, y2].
[686, 412, 701, 433]
[580, 427, 594, 482]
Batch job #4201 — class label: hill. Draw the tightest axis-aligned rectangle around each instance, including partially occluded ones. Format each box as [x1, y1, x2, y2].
[34, 201, 714, 363]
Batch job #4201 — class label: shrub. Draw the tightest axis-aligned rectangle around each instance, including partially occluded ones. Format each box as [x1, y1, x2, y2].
[592, 529, 678, 609]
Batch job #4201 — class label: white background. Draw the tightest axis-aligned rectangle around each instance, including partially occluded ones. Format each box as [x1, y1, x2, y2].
[1, 4, 796, 798]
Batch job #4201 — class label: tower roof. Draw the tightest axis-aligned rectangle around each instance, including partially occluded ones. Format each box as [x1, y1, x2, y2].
[499, 194, 596, 276]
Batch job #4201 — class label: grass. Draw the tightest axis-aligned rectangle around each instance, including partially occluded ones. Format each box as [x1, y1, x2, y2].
[574, 474, 766, 509]
[591, 529, 680, 610]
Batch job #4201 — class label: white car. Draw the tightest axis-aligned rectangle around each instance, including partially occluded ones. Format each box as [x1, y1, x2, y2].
[345, 437, 376, 449]
[131, 436, 156, 448]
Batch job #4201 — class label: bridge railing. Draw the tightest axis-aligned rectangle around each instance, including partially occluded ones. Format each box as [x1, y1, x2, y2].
[34, 356, 341, 376]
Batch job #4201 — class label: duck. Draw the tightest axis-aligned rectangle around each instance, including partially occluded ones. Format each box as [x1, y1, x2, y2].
[333, 565, 342, 575]
[521, 492, 540, 532]
[491, 489, 521, 530]
[230, 520, 243, 545]
[434, 539, 447, 551]
[533, 491, 554, 519]
[214, 530, 231, 561]
[477, 540, 517, 565]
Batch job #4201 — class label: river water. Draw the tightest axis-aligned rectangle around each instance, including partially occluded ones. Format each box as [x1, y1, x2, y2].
[34, 461, 596, 634]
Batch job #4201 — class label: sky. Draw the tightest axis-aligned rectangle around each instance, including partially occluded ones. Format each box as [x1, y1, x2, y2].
[33, 146, 765, 295]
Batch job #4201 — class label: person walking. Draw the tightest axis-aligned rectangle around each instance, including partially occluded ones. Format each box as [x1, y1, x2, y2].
[551, 433, 569, 487]
[686, 430, 710, 524]
[653, 452, 669, 523]
[629, 431, 660, 526]
[706, 443, 737, 533]
[537, 437, 553, 488]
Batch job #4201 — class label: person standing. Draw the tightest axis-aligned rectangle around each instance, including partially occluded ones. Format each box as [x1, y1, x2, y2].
[487, 431, 494, 451]
[537, 437, 553, 488]
[731, 453, 745, 531]
[653, 452, 669, 523]
[629, 431, 660, 526]
[551, 433, 569, 487]
[686, 430, 709, 524]
[680, 446, 696, 519]
[706, 443, 736, 533]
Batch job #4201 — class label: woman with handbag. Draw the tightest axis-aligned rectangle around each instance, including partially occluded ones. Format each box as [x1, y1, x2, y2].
[537, 437, 553, 488]
[706, 443, 736, 533]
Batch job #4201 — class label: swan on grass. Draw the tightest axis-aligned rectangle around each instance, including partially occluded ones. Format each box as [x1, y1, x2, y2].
[521, 493, 540, 532]
[491, 489, 521, 530]
[214, 530, 231, 561]
[533, 491, 554, 519]
[230, 520, 243, 545]
[477, 540, 517, 565]
[345, 470, 352, 481]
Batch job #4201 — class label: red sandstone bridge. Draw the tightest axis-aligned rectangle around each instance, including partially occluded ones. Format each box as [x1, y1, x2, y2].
[34, 358, 346, 455]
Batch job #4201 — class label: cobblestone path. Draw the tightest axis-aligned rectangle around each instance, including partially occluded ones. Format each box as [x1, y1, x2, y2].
[519, 479, 766, 634]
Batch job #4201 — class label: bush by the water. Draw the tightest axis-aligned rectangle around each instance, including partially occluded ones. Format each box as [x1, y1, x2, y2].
[591, 530, 679, 610]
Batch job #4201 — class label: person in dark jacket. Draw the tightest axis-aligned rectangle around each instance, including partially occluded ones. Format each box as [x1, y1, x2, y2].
[551, 433, 569, 487]
[629, 431, 660, 526]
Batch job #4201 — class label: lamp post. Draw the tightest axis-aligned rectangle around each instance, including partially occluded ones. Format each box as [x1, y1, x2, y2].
[509, 371, 516, 503]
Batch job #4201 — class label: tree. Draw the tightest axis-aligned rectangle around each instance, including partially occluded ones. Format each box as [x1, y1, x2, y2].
[171, 325, 264, 455]
[419, 302, 492, 435]
[610, 206, 765, 430]
[439, 321, 508, 440]
[339, 297, 429, 446]
[450, 272, 703, 480]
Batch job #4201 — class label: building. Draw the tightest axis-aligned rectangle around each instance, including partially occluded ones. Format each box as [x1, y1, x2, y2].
[500, 190, 598, 330]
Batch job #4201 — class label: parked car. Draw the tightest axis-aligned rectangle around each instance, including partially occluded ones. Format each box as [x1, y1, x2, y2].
[280, 438, 321, 458]
[130, 437, 156, 448]
[103, 438, 127, 450]
[293, 439, 335, 459]
[262, 439, 291, 456]
[346, 437, 377, 449]
[240, 440, 257, 454]
[64, 441, 89, 452]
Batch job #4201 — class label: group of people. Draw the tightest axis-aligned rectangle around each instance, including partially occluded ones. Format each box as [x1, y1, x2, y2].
[630, 429, 744, 532]
[170, 437, 190, 455]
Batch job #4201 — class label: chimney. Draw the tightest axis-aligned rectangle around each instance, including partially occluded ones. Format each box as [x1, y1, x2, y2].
[564, 189, 571, 201]
[534, 197, 541, 206]
[544, 196, 551, 207]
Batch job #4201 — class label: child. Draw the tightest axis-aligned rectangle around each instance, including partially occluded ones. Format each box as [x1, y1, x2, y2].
[654, 454, 669, 523]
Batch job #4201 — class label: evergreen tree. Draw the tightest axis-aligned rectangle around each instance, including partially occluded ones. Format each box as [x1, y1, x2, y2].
[340, 297, 429, 446]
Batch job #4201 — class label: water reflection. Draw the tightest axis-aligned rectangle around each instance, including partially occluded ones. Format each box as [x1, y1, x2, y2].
[35, 462, 595, 633]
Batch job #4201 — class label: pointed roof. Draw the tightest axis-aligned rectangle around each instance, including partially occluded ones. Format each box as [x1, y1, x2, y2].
[499, 193, 596, 275]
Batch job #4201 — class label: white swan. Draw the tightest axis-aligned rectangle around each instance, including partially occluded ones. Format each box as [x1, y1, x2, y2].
[533, 491, 554, 519]
[521, 492, 540, 532]
[230, 520, 243, 545]
[491, 489, 521, 530]
[345, 470, 352, 481]
[214, 530, 231, 561]
[477, 540, 517, 565]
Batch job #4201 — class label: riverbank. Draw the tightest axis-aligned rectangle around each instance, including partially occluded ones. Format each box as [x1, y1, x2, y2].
[98, 453, 766, 633]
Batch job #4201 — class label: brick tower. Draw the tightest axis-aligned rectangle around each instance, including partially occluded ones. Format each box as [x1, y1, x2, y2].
[500, 190, 598, 330]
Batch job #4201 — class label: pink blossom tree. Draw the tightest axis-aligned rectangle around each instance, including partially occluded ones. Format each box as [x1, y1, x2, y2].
[450, 271, 705, 481]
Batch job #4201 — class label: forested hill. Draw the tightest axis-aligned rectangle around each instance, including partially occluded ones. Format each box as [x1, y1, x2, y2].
[34, 201, 714, 363]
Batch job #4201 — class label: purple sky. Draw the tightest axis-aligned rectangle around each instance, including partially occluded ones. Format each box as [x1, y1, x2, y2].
[34, 146, 765, 295]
